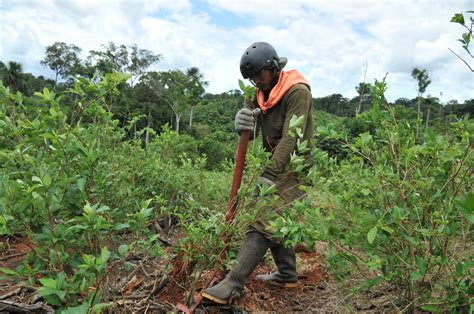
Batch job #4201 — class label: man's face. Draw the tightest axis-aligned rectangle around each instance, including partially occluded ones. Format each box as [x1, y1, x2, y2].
[250, 67, 276, 92]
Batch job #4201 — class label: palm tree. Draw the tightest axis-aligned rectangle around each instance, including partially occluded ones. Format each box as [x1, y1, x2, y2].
[186, 67, 209, 128]
[3, 61, 25, 93]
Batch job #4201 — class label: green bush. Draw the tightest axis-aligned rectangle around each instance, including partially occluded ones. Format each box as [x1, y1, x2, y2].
[272, 76, 473, 311]
[0, 75, 232, 311]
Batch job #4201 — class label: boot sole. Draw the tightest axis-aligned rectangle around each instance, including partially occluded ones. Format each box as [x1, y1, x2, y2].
[255, 276, 298, 288]
[281, 282, 297, 288]
[256, 279, 298, 288]
[201, 292, 229, 305]
[269, 281, 298, 288]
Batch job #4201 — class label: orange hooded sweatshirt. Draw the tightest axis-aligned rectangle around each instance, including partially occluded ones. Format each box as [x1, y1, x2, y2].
[256, 69, 309, 113]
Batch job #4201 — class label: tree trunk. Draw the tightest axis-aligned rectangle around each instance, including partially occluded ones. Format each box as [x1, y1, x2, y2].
[54, 67, 58, 88]
[189, 106, 194, 128]
[425, 108, 430, 128]
[416, 96, 421, 140]
[145, 106, 151, 149]
[175, 114, 180, 134]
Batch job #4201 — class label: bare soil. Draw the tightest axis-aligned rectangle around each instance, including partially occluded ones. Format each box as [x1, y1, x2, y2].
[0, 236, 400, 313]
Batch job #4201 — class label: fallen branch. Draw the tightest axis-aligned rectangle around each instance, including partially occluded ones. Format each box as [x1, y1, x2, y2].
[0, 252, 28, 261]
[0, 286, 21, 300]
[148, 274, 169, 298]
[0, 300, 54, 313]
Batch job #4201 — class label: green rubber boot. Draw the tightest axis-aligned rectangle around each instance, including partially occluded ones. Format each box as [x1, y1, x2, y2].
[202, 231, 270, 304]
[255, 244, 297, 288]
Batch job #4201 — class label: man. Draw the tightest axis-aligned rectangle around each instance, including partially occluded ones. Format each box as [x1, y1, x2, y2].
[202, 42, 313, 304]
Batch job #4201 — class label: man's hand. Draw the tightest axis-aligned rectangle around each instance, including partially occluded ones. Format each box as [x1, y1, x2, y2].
[235, 108, 255, 132]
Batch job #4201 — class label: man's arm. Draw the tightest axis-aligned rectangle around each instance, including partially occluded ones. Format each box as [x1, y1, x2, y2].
[261, 85, 312, 182]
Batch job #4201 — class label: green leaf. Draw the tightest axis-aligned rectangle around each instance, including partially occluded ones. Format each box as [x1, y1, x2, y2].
[454, 193, 474, 224]
[99, 246, 111, 264]
[360, 132, 373, 146]
[451, 13, 465, 25]
[403, 235, 417, 245]
[118, 244, 128, 257]
[80, 277, 88, 292]
[420, 305, 442, 312]
[96, 205, 110, 213]
[289, 114, 305, 129]
[55, 289, 66, 300]
[381, 225, 394, 234]
[91, 302, 114, 312]
[392, 206, 405, 220]
[463, 32, 471, 45]
[49, 108, 58, 117]
[62, 302, 89, 314]
[238, 79, 246, 92]
[142, 207, 153, 218]
[43, 173, 52, 187]
[0, 267, 19, 276]
[76, 177, 86, 192]
[415, 256, 426, 275]
[39, 277, 57, 289]
[39, 286, 59, 297]
[56, 272, 66, 289]
[113, 223, 130, 230]
[260, 183, 277, 196]
[410, 271, 423, 281]
[367, 226, 378, 244]
[32, 176, 42, 184]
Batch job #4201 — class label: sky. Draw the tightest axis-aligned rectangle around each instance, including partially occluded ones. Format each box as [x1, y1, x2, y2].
[1, 0, 473, 102]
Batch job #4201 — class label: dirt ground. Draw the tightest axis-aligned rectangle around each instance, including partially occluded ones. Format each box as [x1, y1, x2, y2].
[0, 236, 400, 313]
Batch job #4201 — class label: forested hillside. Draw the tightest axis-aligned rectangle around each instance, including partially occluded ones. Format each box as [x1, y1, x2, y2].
[0, 12, 472, 313]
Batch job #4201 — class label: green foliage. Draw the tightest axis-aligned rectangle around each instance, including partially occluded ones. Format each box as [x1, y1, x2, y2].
[0, 73, 231, 310]
[41, 42, 81, 84]
[451, 11, 474, 55]
[450, 11, 474, 72]
[411, 68, 431, 95]
[1, 36, 473, 312]
[270, 76, 473, 311]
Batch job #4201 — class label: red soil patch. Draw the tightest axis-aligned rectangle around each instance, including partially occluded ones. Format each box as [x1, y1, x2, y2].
[0, 236, 34, 297]
[174, 251, 329, 312]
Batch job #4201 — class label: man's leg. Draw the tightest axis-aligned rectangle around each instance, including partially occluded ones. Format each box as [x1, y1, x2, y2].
[202, 231, 270, 304]
[256, 243, 297, 287]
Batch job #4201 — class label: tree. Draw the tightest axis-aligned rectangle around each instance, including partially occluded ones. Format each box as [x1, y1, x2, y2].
[88, 42, 161, 84]
[411, 68, 431, 136]
[313, 94, 350, 116]
[1, 61, 25, 93]
[393, 97, 412, 108]
[156, 69, 190, 134]
[355, 82, 373, 115]
[153, 68, 207, 134]
[411, 68, 431, 96]
[41, 42, 81, 85]
[185, 67, 208, 128]
[133, 71, 170, 147]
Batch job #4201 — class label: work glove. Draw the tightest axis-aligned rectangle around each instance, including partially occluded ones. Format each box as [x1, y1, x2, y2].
[235, 108, 260, 132]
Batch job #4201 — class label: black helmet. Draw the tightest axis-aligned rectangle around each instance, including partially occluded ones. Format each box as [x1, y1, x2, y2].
[239, 42, 288, 79]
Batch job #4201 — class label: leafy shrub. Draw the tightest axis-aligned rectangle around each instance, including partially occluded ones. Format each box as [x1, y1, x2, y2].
[272, 76, 473, 311]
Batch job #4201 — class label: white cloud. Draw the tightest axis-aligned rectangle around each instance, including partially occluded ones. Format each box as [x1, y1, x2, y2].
[0, 0, 472, 102]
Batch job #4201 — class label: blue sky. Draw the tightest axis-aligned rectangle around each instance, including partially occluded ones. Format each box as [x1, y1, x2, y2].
[1, 0, 473, 102]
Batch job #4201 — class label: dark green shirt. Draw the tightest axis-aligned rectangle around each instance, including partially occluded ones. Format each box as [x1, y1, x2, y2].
[246, 83, 314, 182]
